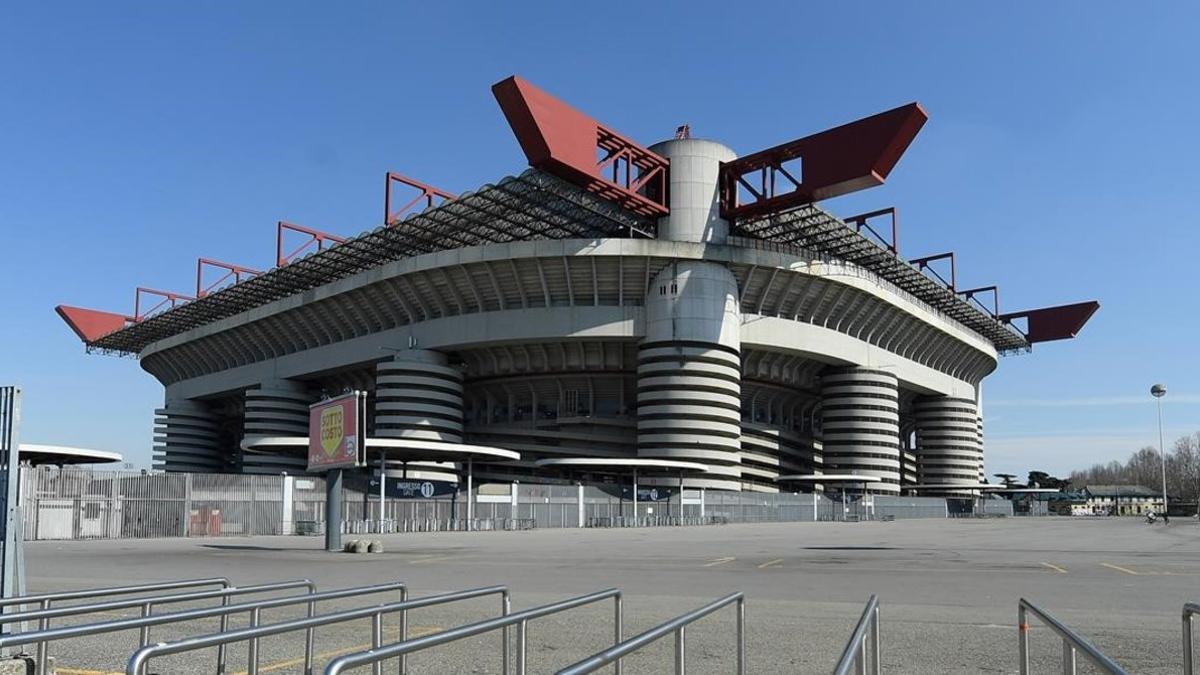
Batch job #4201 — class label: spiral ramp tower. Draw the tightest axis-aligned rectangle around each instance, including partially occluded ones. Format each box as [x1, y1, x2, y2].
[154, 399, 223, 472]
[912, 395, 984, 496]
[373, 350, 463, 482]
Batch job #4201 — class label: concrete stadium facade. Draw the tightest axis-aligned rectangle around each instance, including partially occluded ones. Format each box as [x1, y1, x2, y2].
[145, 138, 993, 496]
[59, 78, 1097, 498]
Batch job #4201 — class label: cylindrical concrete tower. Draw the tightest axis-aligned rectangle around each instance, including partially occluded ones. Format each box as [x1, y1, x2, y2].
[241, 380, 311, 474]
[819, 367, 901, 494]
[374, 349, 462, 481]
[636, 138, 743, 490]
[155, 399, 223, 472]
[375, 350, 464, 442]
[648, 139, 738, 244]
[914, 395, 982, 495]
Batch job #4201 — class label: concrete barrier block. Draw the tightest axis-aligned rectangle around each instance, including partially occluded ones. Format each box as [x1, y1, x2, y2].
[0, 655, 37, 675]
[344, 539, 359, 553]
[352, 539, 369, 554]
[368, 540, 383, 553]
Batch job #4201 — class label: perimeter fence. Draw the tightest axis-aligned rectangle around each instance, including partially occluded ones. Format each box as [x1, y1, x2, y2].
[19, 466, 962, 541]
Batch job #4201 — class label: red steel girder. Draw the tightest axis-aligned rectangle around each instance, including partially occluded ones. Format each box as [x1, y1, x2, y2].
[720, 103, 928, 220]
[1000, 301, 1100, 344]
[385, 172, 456, 226]
[55, 305, 132, 343]
[135, 287, 194, 322]
[958, 285, 999, 319]
[844, 207, 899, 254]
[910, 251, 956, 291]
[276, 220, 346, 267]
[492, 75, 668, 218]
[196, 258, 262, 298]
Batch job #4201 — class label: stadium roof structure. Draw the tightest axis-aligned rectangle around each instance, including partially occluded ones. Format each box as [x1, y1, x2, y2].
[57, 74, 1099, 358]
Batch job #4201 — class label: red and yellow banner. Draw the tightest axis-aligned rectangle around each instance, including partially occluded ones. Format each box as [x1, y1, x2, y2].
[308, 392, 364, 472]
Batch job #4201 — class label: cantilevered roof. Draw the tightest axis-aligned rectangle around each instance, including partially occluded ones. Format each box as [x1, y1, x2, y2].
[85, 170, 652, 355]
[733, 204, 1029, 352]
[19, 444, 123, 466]
[81, 168, 1026, 356]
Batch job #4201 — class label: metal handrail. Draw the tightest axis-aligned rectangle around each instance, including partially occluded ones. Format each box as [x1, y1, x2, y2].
[324, 588, 623, 675]
[1183, 602, 1200, 675]
[127, 585, 509, 675]
[555, 592, 744, 675]
[1018, 598, 1126, 674]
[0, 578, 314, 624]
[0, 577, 231, 607]
[0, 581, 406, 675]
[2, 579, 315, 675]
[832, 595, 880, 675]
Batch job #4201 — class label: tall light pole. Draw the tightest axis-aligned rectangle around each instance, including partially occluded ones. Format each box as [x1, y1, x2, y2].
[1151, 384, 1168, 517]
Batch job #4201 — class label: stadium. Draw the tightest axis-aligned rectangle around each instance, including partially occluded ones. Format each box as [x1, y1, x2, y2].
[55, 75, 1097, 498]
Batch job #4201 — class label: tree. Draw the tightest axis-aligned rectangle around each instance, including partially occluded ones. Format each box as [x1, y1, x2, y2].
[1028, 471, 1069, 491]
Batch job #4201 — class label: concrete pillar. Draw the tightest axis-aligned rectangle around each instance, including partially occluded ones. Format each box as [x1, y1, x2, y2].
[374, 349, 462, 482]
[914, 395, 982, 496]
[154, 399, 223, 473]
[819, 367, 901, 495]
[577, 483, 585, 528]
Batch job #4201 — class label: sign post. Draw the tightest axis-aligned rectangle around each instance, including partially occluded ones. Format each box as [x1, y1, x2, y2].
[308, 392, 367, 552]
[0, 385, 24, 637]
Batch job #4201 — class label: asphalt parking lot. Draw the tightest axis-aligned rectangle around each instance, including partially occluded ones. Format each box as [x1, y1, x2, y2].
[16, 517, 1200, 673]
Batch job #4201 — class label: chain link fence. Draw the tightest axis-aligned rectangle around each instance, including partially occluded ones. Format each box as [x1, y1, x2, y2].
[19, 466, 964, 541]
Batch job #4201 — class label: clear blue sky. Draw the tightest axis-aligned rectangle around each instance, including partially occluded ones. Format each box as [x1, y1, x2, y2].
[2, 2, 1197, 478]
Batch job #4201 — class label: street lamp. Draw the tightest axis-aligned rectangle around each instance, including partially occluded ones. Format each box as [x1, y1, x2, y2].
[1151, 384, 1167, 518]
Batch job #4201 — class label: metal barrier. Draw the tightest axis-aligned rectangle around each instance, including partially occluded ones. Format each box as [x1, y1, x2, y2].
[832, 595, 880, 675]
[0, 581, 407, 675]
[0, 579, 314, 675]
[556, 592, 744, 675]
[342, 517, 537, 534]
[1018, 598, 1126, 674]
[0, 577, 230, 675]
[0, 577, 230, 609]
[324, 588, 623, 675]
[126, 585, 509, 675]
[1183, 602, 1200, 675]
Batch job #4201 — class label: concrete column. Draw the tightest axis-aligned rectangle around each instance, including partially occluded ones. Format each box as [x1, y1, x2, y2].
[819, 367, 901, 495]
[577, 483, 585, 528]
[280, 474, 294, 535]
[914, 395, 982, 496]
[155, 399, 223, 473]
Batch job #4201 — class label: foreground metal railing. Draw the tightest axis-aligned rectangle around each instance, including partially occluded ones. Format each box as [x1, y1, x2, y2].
[127, 585, 509, 675]
[1183, 602, 1200, 674]
[0, 577, 231, 611]
[324, 588, 623, 675]
[832, 595, 880, 675]
[1018, 598, 1126, 674]
[0, 581, 407, 675]
[556, 592, 744, 675]
[0, 579, 314, 675]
